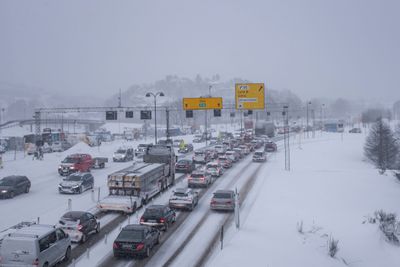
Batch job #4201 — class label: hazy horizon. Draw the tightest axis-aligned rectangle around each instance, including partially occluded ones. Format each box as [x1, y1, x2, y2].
[1, 0, 399, 104]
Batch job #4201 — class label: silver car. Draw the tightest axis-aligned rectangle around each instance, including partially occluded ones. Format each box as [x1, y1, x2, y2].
[0, 224, 71, 267]
[210, 190, 236, 211]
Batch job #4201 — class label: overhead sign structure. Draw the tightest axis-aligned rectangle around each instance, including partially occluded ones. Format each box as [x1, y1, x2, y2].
[235, 83, 265, 110]
[182, 97, 223, 110]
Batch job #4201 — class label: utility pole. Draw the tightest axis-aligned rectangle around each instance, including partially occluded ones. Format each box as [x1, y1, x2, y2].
[312, 109, 315, 138]
[166, 108, 170, 141]
[306, 101, 311, 138]
[118, 89, 122, 108]
[283, 105, 290, 171]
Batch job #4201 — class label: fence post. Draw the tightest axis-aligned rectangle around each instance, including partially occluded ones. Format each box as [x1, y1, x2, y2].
[67, 198, 72, 211]
[104, 233, 108, 244]
[97, 187, 101, 203]
[220, 225, 224, 250]
[86, 248, 90, 259]
[37, 217, 40, 224]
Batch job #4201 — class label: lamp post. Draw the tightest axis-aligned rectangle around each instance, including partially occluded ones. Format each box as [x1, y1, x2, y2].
[146, 91, 165, 144]
[306, 101, 311, 138]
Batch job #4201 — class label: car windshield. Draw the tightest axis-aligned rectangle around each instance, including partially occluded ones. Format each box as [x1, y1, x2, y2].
[0, 179, 15, 186]
[62, 157, 79, 163]
[117, 149, 126, 153]
[117, 229, 144, 241]
[195, 152, 204, 156]
[208, 168, 217, 172]
[65, 175, 83, 181]
[214, 192, 233, 199]
[255, 152, 264, 156]
[178, 160, 189, 164]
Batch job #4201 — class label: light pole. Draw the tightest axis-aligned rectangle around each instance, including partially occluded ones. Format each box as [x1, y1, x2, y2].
[0, 108, 5, 137]
[306, 101, 311, 138]
[146, 91, 165, 144]
[283, 105, 290, 171]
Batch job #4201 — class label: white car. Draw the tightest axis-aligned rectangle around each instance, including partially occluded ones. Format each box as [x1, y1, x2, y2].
[169, 188, 199, 210]
[205, 162, 224, 177]
[253, 151, 267, 162]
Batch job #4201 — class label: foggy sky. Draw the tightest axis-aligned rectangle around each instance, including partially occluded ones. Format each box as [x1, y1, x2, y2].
[0, 0, 399, 103]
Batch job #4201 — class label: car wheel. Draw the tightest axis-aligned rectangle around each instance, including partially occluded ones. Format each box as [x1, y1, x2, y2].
[25, 186, 30, 193]
[78, 186, 82, 194]
[9, 191, 14, 199]
[43, 262, 49, 267]
[95, 223, 100, 233]
[64, 246, 71, 262]
[80, 233, 87, 244]
[164, 222, 169, 231]
[145, 246, 151, 258]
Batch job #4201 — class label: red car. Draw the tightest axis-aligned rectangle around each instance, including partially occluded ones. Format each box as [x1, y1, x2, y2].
[58, 154, 93, 176]
[218, 156, 233, 169]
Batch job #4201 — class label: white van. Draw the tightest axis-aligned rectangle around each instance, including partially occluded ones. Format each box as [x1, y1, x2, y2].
[0, 224, 71, 267]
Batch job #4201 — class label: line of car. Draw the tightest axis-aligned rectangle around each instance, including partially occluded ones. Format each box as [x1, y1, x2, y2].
[109, 134, 278, 259]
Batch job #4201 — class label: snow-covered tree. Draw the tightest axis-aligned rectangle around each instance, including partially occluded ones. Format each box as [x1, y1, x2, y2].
[364, 118, 398, 173]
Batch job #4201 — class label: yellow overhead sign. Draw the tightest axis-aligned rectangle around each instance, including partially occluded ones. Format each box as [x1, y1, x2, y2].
[182, 97, 223, 110]
[235, 83, 265, 110]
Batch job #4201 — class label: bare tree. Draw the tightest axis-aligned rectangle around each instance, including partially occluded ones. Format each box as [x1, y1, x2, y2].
[364, 118, 398, 173]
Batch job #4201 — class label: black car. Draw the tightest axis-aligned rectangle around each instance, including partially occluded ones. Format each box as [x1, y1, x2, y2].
[58, 211, 100, 243]
[178, 143, 194, 153]
[113, 224, 160, 258]
[58, 173, 94, 194]
[175, 159, 196, 173]
[264, 141, 277, 152]
[0, 175, 31, 199]
[140, 205, 176, 231]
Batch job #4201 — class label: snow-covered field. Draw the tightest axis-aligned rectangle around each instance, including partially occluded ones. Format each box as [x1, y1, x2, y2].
[207, 131, 400, 267]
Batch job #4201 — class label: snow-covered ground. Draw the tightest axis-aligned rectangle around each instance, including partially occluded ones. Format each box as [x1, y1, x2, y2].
[207, 131, 400, 267]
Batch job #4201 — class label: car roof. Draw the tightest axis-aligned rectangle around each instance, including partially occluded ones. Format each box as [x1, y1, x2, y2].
[174, 188, 189, 193]
[2, 175, 25, 180]
[6, 224, 57, 240]
[146, 204, 166, 210]
[214, 189, 234, 194]
[61, 211, 86, 219]
[123, 224, 150, 231]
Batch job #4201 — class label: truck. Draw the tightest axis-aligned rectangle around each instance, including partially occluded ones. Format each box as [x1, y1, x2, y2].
[97, 145, 176, 214]
[58, 154, 108, 176]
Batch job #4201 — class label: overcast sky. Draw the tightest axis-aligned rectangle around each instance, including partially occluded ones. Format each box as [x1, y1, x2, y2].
[0, 0, 399, 103]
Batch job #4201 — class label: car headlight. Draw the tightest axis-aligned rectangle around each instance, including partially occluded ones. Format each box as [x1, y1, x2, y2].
[1, 190, 8, 193]
[70, 166, 75, 170]
[58, 184, 62, 188]
[72, 185, 80, 188]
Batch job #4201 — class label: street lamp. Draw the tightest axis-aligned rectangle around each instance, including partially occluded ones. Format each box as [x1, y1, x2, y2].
[146, 91, 165, 144]
[306, 101, 311, 138]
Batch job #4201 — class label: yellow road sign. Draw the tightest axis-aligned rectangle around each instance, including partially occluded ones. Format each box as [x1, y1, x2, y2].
[235, 83, 265, 110]
[183, 97, 223, 110]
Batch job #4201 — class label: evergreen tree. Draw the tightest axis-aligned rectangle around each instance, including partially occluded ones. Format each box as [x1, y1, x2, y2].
[364, 118, 398, 173]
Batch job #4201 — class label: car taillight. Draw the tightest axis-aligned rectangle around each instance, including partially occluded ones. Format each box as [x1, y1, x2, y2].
[33, 258, 39, 266]
[226, 201, 232, 204]
[77, 224, 83, 231]
[211, 200, 216, 204]
[159, 218, 165, 223]
[140, 217, 144, 223]
[113, 242, 119, 249]
[136, 243, 145, 250]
